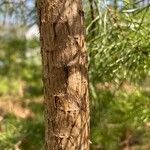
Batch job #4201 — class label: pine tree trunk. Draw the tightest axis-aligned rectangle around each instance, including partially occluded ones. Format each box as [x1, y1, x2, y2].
[36, 0, 90, 149]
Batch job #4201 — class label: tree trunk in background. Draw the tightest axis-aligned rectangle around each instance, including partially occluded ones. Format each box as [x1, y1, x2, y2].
[88, 0, 96, 36]
[113, 0, 118, 11]
[36, 0, 89, 149]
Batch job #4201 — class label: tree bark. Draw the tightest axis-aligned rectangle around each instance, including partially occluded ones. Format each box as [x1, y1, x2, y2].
[36, 0, 90, 149]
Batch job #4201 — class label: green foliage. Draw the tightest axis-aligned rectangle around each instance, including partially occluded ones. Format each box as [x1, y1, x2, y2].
[85, 1, 150, 149]
[0, 78, 22, 96]
[90, 89, 150, 150]
[0, 98, 44, 150]
[87, 1, 150, 84]
[0, 28, 42, 96]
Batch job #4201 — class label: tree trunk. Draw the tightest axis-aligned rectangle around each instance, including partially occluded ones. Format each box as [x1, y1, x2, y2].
[113, 0, 118, 11]
[36, 0, 90, 149]
[88, 0, 96, 36]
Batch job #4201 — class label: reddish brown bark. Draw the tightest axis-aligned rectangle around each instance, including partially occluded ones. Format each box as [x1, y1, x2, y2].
[36, 0, 89, 149]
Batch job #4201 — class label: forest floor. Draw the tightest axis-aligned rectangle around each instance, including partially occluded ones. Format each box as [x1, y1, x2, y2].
[0, 96, 44, 150]
[0, 89, 150, 150]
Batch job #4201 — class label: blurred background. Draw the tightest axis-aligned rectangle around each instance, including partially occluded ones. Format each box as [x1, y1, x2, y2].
[0, 0, 150, 149]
